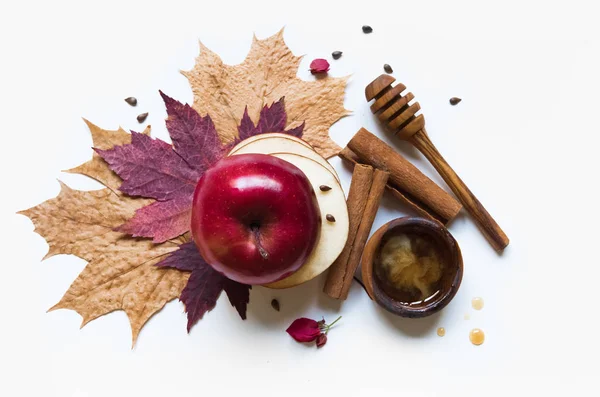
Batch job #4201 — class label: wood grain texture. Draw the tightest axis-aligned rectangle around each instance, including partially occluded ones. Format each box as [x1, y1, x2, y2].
[338, 147, 439, 223]
[412, 131, 509, 250]
[347, 128, 462, 223]
[365, 74, 509, 251]
[323, 164, 374, 299]
[340, 169, 389, 299]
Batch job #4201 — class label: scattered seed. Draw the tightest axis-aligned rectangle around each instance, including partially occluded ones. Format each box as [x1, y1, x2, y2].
[449, 97, 462, 106]
[362, 25, 373, 34]
[271, 299, 280, 312]
[383, 64, 393, 74]
[137, 112, 149, 123]
[326, 214, 336, 222]
[319, 185, 332, 191]
[332, 51, 343, 60]
[124, 97, 137, 106]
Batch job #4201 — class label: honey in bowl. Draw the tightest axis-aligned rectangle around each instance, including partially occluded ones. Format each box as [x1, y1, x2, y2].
[374, 232, 454, 306]
[361, 217, 463, 318]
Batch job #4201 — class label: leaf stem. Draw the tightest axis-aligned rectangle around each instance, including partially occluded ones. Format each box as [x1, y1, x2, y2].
[324, 315, 342, 334]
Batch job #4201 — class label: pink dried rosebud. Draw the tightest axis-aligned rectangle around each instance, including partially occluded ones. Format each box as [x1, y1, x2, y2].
[310, 58, 330, 74]
[316, 333, 327, 348]
[286, 318, 321, 342]
[286, 316, 341, 347]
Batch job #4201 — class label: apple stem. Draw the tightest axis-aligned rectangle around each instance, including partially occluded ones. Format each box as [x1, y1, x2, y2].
[251, 225, 270, 260]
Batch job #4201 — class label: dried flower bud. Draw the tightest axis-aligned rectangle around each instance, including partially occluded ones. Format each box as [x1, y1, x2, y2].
[309, 59, 330, 75]
[316, 333, 327, 348]
[286, 318, 321, 342]
[286, 316, 341, 348]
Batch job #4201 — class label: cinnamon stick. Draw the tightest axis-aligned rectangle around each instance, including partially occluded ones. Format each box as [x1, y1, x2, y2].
[346, 128, 462, 224]
[338, 147, 437, 223]
[323, 166, 389, 300]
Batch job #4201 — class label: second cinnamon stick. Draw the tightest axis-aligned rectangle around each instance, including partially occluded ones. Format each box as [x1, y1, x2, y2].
[347, 128, 462, 224]
[324, 166, 389, 300]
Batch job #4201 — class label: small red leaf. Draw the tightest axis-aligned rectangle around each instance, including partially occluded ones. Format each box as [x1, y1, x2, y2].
[116, 194, 192, 243]
[316, 333, 327, 348]
[157, 242, 251, 332]
[310, 59, 330, 74]
[257, 98, 287, 133]
[237, 106, 259, 140]
[286, 318, 321, 342]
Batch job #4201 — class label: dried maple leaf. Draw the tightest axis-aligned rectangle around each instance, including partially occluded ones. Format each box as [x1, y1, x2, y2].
[183, 29, 350, 159]
[65, 119, 150, 192]
[157, 242, 250, 332]
[96, 93, 224, 243]
[22, 92, 302, 342]
[19, 182, 189, 346]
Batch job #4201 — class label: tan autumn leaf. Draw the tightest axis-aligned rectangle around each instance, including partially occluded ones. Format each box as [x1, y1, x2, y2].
[19, 182, 189, 346]
[183, 29, 350, 159]
[65, 119, 150, 192]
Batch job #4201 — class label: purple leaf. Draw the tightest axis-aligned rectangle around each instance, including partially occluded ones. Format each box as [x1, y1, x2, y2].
[284, 121, 305, 138]
[235, 98, 304, 142]
[222, 278, 251, 320]
[95, 132, 199, 201]
[160, 91, 224, 171]
[257, 98, 287, 134]
[179, 266, 224, 332]
[237, 107, 259, 141]
[156, 241, 200, 272]
[116, 194, 193, 243]
[157, 242, 251, 332]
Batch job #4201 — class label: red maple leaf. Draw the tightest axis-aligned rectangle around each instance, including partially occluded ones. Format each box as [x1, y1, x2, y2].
[237, 97, 304, 141]
[95, 92, 302, 331]
[157, 242, 250, 332]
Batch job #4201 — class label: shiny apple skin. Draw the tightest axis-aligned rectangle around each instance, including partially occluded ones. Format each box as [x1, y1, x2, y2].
[191, 153, 320, 285]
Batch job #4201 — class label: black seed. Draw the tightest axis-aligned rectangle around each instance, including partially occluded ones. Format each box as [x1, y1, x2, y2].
[319, 185, 332, 191]
[271, 299, 280, 312]
[362, 25, 373, 34]
[137, 112, 149, 123]
[124, 97, 137, 106]
[383, 64, 393, 74]
[326, 214, 336, 222]
[449, 97, 462, 106]
[332, 51, 343, 60]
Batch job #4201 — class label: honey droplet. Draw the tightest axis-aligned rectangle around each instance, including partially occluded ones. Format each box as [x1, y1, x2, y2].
[437, 327, 445, 337]
[469, 328, 485, 345]
[472, 297, 484, 310]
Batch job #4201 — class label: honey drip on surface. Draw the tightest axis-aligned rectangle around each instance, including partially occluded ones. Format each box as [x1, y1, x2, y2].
[437, 327, 445, 337]
[469, 328, 485, 345]
[471, 297, 484, 310]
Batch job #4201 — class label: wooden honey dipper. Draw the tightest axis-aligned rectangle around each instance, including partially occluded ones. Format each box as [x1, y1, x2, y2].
[365, 74, 509, 251]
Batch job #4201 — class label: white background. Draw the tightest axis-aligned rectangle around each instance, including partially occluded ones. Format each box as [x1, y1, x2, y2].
[1, 0, 599, 396]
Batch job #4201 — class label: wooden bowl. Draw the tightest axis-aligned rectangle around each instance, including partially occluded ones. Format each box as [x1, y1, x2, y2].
[361, 217, 463, 318]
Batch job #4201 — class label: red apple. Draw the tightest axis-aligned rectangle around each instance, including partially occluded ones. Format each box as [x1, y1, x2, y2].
[191, 153, 320, 285]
